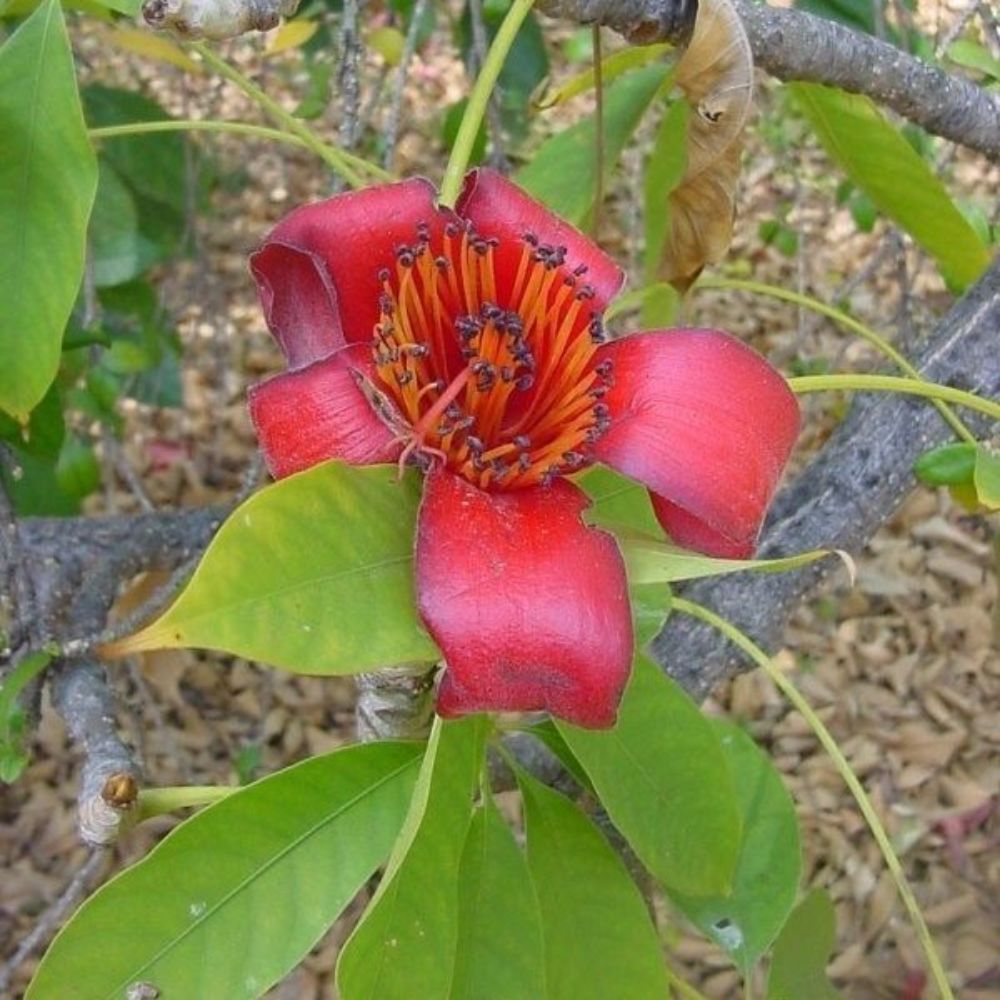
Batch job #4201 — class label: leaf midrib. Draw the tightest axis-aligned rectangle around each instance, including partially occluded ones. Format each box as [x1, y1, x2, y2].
[103, 755, 420, 999]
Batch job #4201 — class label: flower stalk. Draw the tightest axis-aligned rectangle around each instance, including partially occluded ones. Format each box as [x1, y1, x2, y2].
[439, 0, 536, 207]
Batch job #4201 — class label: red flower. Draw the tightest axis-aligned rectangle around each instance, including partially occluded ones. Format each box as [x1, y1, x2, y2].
[248, 170, 799, 728]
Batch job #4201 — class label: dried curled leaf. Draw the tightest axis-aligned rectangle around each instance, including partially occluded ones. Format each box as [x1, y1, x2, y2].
[142, 0, 299, 40]
[661, 0, 753, 291]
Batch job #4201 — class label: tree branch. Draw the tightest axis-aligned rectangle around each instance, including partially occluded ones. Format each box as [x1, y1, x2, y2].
[534, 0, 1000, 161]
[652, 256, 1000, 698]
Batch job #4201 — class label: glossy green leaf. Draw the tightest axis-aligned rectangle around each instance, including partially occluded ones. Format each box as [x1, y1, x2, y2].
[947, 39, 1000, 82]
[578, 465, 665, 540]
[789, 82, 989, 291]
[913, 441, 976, 487]
[518, 769, 669, 999]
[524, 718, 595, 792]
[517, 64, 671, 227]
[111, 462, 440, 672]
[974, 446, 1000, 510]
[766, 889, 842, 1000]
[337, 717, 487, 1000]
[671, 720, 801, 972]
[55, 433, 101, 499]
[618, 533, 842, 585]
[0, 383, 64, 460]
[0, 0, 97, 419]
[449, 797, 546, 999]
[28, 742, 423, 1000]
[629, 582, 673, 650]
[644, 98, 689, 282]
[557, 656, 741, 896]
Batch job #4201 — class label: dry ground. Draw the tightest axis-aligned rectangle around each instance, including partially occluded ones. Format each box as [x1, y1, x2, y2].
[1, 8, 997, 998]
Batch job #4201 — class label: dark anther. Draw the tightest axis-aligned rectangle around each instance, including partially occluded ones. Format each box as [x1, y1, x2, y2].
[416, 221, 431, 239]
[445, 221, 461, 238]
[573, 263, 589, 277]
[562, 451, 585, 468]
[466, 436, 485, 454]
[402, 344, 428, 357]
[589, 386, 608, 399]
[594, 403, 610, 419]
[500, 366, 515, 383]
[589, 316, 606, 344]
[563, 274, 577, 288]
[452, 414, 476, 432]
[470, 360, 491, 375]
[377, 267, 391, 283]
[490, 460, 510, 480]
[487, 237, 500, 248]
[471, 237, 490, 256]
[396, 370, 414, 386]
[434, 256, 450, 270]
[540, 464, 561, 487]
[595, 360, 614, 378]
[472, 454, 487, 472]
[575, 283, 596, 301]
[518, 452, 532, 472]
[513, 434, 531, 449]
[445, 403, 462, 420]
[515, 374, 534, 392]
[395, 245, 415, 267]
[523, 231, 539, 246]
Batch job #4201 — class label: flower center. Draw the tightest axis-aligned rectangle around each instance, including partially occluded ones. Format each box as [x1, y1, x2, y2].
[369, 220, 613, 490]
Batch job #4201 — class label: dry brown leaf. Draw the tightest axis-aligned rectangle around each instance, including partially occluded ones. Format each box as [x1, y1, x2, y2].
[660, 0, 753, 291]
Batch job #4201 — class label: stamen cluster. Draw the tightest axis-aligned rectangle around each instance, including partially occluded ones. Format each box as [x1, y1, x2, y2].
[370, 218, 614, 490]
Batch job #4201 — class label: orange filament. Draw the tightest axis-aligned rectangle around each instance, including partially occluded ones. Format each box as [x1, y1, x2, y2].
[370, 221, 613, 491]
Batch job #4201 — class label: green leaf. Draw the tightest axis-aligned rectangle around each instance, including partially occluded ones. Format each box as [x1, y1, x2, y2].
[913, 441, 976, 487]
[0, 383, 64, 459]
[110, 462, 440, 672]
[670, 720, 801, 973]
[524, 718, 596, 792]
[89, 160, 145, 288]
[974, 446, 1000, 510]
[557, 656, 741, 896]
[644, 98, 689, 282]
[28, 742, 423, 1000]
[789, 82, 989, 291]
[537, 42, 674, 108]
[518, 769, 669, 999]
[517, 63, 670, 227]
[766, 889, 842, 1000]
[617, 533, 842, 585]
[1, 651, 51, 782]
[337, 717, 487, 1000]
[55, 433, 100, 499]
[947, 39, 1000, 82]
[449, 797, 546, 999]
[0, 0, 98, 419]
[578, 465, 665, 540]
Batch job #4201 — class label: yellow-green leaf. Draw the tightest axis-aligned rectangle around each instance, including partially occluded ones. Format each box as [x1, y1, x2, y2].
[265, 18, 319, 56]
[106, 462, 440, 672]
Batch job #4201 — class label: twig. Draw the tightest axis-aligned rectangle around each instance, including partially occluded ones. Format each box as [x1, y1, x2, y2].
[0, 848, 110, 994]
[468, 0, 510, 173]
[533, 0, 1000, 161]
[102, 428, 155, 514]
[935, 0, 983, 59]
[354, 663, 437, 742]
[382, 0, 431, 171]
[334, 0, 365, 192]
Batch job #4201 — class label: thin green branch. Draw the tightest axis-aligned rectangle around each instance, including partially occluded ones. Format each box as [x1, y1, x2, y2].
[697, 276, 976, 444]
[672, 597, 955, 1000]
[137, 784, 235, 821]
[664, 961, 712, 1000]
[439, 0, 535, 207]
[189, 43, 368, 189]
[88, 119, 392, 180]
[788, 373, 1000, 423]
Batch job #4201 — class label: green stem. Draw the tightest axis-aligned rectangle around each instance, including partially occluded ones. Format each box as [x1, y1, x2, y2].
[439, 0, 535, 207]
[190, 43, 368, 189]
[137, 784, 235, 821]
[88, 120, 392, 180]
[697, 277, 976, 444]
[672, 597, 955, 1000]
[788, 374, 1000, 423]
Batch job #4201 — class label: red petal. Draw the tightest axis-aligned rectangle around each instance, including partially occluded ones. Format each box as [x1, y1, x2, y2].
[593, 329, 799, 557]
[248, 350, 400, 479]
[457, 168, 625, 313]
[416, 471, 633, 728]
[250, 241, 346, 370]
[267, 177, 446, 344]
